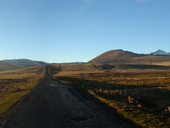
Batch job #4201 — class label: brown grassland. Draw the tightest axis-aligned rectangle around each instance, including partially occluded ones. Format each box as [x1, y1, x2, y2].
[49, 64, 170, 128]
[0, 66, 45, 125]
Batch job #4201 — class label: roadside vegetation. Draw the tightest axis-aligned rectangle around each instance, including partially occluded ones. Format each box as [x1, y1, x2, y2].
[0, 66, 45, 126]
[49, 64, 170, 128]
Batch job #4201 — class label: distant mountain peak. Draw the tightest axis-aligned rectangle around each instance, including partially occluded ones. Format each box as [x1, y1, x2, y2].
[111, 49, 124, 51]
[151, 50, 170, 56]
[89, 49, 138, 64]
[89, 49, 170, 64]
[0, 59, 47, 71]
[104, 49, 136, 55]
[155, 49, 166, 53]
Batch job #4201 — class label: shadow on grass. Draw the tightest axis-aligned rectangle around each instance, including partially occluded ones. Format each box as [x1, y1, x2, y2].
[56, 77, 145, 127]
[56, 76, 170, 128]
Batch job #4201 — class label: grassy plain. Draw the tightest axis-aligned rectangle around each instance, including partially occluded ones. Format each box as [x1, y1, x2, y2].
[0, 66, 45, 120]
[49, 64, 170, 128]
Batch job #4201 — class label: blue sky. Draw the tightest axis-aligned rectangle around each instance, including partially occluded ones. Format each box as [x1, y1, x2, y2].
[0, 0, 170, 62]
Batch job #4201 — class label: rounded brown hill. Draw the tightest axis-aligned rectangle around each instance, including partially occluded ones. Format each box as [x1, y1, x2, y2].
[89, 49, 170, 65]
[89, 49, 140, 64]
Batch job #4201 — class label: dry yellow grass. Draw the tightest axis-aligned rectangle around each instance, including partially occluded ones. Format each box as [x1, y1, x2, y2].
[50, 66, 170, 128]
[89, 90, 169, 128]
[0, 66, 45, 116]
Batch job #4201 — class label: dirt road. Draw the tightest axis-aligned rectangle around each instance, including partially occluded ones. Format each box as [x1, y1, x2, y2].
[3, 72, 138, 128]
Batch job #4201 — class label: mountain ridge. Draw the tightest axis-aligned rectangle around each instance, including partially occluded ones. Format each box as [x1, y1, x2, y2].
[89, 49, 170, 65]
[1, 49, 170, 71]
[150, 50, 170, 56]
[0, 59, 47, 71]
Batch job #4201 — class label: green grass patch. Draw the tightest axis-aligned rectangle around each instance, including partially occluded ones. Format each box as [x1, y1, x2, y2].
[0, 90, 28, 115]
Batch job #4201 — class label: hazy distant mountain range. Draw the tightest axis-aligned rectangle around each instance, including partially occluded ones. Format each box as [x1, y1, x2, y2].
[150, 50, 170, 56]
[0, 59, 47, 71]
[1, 50, 170, 71]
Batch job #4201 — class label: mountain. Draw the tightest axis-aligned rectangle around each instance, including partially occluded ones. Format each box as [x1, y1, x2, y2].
[89, 49, 170, 65]
[89, 49, 142, 64]
[150, 50, 170, 56]
[0, 59, 47, 71]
